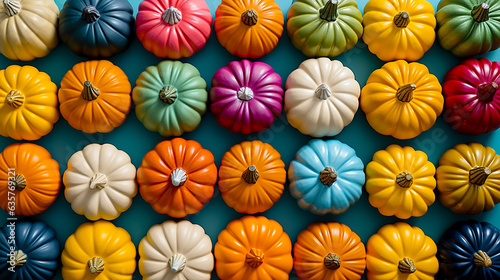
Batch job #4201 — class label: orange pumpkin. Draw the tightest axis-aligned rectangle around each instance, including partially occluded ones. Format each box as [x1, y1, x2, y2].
[218, 140, 286, 214]
[58, 60, 132, 134]
[0, 143, 60, 216]
[137, 138, 217, 218]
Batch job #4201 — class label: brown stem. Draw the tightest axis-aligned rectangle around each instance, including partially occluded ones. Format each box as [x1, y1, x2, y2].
[396, 172, 413, 188]
[241, 9, 258, 26]
[242, 165, 259, 184]
[3, 0, 20, 17]
[394, 12, 410, 28]
[81, 81, 100, 101]
[396, 84, 416, 102]
[472, 3, 489, 23]
[12, 174, 26, 191]
[162, 6, 182, 25]
[88, 257, 104, 274]
[319, 167, 337, 186]
[398, 257, 416, 274]
[319, 0, 338, 22]
[82, 5, 100, 23]
[13, 250, 26, 266]
[477, 82, 497, 102]
[159, 85, 177, 104]
[5, 90, 24, 108]
[469, 166, 491, 185]
[474, 250, 492, 267]
[246, 248, 264, 268]
[324, 253, 341, 270]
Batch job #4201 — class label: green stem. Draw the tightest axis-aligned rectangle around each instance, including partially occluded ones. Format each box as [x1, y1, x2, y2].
[319, 0, 338, 22]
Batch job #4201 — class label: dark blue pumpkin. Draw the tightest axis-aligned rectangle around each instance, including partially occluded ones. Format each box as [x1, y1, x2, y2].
[0, 220, 60, 280]
[59, 0, 135, 58]
[438, 220, 500, 280]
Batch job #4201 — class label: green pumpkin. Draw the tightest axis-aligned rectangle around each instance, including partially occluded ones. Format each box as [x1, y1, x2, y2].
[132, 61, 208, 136]
[437, 0, 500, 57]
[286, 0, 363, 57]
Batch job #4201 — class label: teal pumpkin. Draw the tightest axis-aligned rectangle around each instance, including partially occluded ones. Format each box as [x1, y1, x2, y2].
[288, 139, 365, 215]
[286, 0, 363, 57]
[132, 61, 208, 136]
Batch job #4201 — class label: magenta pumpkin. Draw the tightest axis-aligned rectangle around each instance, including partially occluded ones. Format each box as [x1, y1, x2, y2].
[210, 60, 283, 134]
[443, 58, 500, 135]
[136, 0, 212, 59]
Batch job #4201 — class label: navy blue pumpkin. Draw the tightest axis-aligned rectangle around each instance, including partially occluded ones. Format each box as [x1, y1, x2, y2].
[438, 221, 500, 280]
[59, 0, 135, 58]
[0, 221, 60, 280]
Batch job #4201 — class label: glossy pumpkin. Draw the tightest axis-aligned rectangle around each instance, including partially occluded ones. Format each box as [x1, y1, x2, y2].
[288, 139, 365, 215]
[285, 58, 361, 137]
[437, 0, 500, 57]
[294, 222, 366, 280]
[360, 60, 444, 140]
[137, 138, 217, 218]
[214, 0, 284, 58]
[210, 60, 283, 134]
[59, 0, 135, 58]
[366, 145, 437, 219]
[0, 143, 60, 216]
[218, 140, 286, 214]
[437, 143, 500, 215]
[366, 222, 439, 280]
[136, 0, 212, 59]
[214, 216, 293, 280]
[133, 61, 208, 136]
[286, 0, 363, 57]
[61, 221, 136, 280]
[59, 60, 132, 134]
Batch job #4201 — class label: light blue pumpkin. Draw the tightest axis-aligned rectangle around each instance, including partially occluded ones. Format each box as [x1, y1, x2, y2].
[288, 139, 365, 215]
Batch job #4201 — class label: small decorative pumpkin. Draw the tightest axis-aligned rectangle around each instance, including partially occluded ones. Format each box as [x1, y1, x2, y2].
[139, 220, 214, 280]
[61, 220, 136, 280]
[0, 0, 58, 61]
[136, 0, 212, 59]
[137, 138, 217, 218]
[0, 221, 60, 280]
[438, 220, 500, 280]
[218, 140, 286, 214]
[214, 216, 293, 280]
[0, 65, 59, 140]
[285, 58, 361, 137]
[360, 60, 444, 140]
[366, 145, 437, 219]
[59, 60, 132, 134]
[288, 139, 365, 215]
[437, 0, 500, 57]
[210, 60, 283, 134]
[286, 0, 363, 57]
[214, 0, 284, 58]
[0, 143, 60, 216]
[63, 143, 137, 221]
[59, 0, 135, 58]
[294, 222, 366, 280]
[366, 222, 439, 280]
[437, 142, 500, 215]
[133, 61, 208, 136]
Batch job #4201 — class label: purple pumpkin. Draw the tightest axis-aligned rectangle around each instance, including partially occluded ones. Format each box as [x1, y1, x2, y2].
[210, 60, 283, 134]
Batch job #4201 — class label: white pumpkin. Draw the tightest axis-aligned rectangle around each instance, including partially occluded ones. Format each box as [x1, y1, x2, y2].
[63, 143, 137, 221]
[285, 58, 361, 137]
[139, 220, 214, 280]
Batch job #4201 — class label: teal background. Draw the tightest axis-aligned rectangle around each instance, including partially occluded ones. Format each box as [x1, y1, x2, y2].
[0, 0, 500, 279]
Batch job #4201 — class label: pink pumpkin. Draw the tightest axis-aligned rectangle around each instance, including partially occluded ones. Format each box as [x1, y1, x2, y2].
[136, 0, 212, 59]
[210, 60, 283, 134]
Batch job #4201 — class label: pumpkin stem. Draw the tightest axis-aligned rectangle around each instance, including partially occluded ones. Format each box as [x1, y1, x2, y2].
[472, 3, 489, 23]
[319, 0, 339, 22]
[319, 167, 337, 186]
[238, 87, 254, 101]
[315, 84, 332, 100]
[5, 90, 24, 108]
[162, 6, 182, 25]
[396, 172, 413, 188]
[394, 11, 410, 28]
[242, 165, 259, 184]
[13, 250, 27, 267]
[89, 173, 107, 190]
[469, 166, 491, 186]
[3, 0, 20, 16]
[11, 174, 26, 191]
[88, 257, 104, 274]
[398, 257, 416, 274]
[82, 5, 100, 23]
[170, 168, 187, 187]
[169, 253, 187, 273]
[241, 9, 258, 26]
[246, 248, 264, 268]
[396, 84, 416, 102]
[477, 82, 497, 102]
[324, 253, 341, 270]
[474, 250, 492, 268]
[159, 85, 178, 104]
[82, 81, 100, 101]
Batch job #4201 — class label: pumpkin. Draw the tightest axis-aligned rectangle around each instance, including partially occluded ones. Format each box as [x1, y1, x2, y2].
[59, 60, 132, 134]
[136, 0, 212, 59]
[285, 58, 361, 137]
[436, 142, 500, 215]
[214, 216, 293, 280]
[293, 222, 366, 280]
[61, 220, 136, 280]
[0, 0, 58, 61]
[0, 221, 60, 280]
[366, 222, 439, 280]
[133, 60, 208, 136]
[288, 139, 365, 215]
[139, 220, 214, 280]
[286, 0, 363, 57]
[438, 220, 500, 280]
[437, 0, 500, 57]
[443, 58, 500, 135]
[210, 60, 283, 134]
[360, 60, 444, 140]
[365, 145, 437, 219]
[0, 143, 60, 216]
[63, 143, 137, 221]
[362, 0, 436, 61]
[137, 138, 217, 218]
[218, 140, 286, 214]
[59, 0, 135, 58]
[214, 0, 284, 58]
